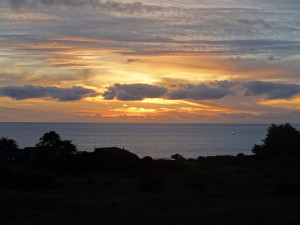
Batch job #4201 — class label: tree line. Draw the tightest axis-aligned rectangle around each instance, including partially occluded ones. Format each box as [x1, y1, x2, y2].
[0, 131, 77, 155]
[1, 123, 300, 159]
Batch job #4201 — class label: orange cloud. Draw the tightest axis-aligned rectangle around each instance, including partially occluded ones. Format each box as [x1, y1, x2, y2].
[259, 96, 300, 109]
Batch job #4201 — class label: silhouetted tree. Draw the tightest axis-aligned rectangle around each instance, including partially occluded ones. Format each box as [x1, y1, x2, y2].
[252, 123, 300, 158]
[171, 154, 186, 161]
[36, 131, 61, 147]
[58, 140, 77, 154]
[36, 131, 77, 154]
[0, 137, 18, 151]
[142, 156, 153, 161]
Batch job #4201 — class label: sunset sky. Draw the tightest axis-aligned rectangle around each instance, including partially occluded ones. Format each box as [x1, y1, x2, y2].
[1, 0, 300, 123]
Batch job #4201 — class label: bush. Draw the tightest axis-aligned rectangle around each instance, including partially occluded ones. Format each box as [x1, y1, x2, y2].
[252, 123, 300, 159]
[171, 154, 186, 161]
[36, 131, 77, 155]
[142, 156, 153, 162]
[0, 137, 18, 151]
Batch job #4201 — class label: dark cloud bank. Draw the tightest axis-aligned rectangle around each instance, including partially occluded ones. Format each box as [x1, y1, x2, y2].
[103, 81, 300, 101]
[0, 85, 98, 101]
[103, 83, 167, 101]
[245, 81, 300, 99]
[5, 0, 161, 13]
[167, 81, 236, 100]
[1, 81, 299, 102]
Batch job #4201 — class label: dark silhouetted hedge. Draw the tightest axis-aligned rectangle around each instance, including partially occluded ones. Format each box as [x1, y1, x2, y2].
[252, 123, 300, 159]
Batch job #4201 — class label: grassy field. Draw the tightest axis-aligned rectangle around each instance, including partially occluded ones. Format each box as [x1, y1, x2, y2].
[1, 157, 300, 225]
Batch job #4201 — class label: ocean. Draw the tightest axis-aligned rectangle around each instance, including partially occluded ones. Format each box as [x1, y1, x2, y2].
[1, 123, 299, 159]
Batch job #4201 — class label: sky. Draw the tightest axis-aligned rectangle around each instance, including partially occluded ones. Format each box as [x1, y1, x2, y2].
[0, 0, 300, 123]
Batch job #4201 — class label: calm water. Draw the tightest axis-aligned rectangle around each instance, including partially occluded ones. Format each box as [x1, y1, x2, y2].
[1, 123, 299, 158]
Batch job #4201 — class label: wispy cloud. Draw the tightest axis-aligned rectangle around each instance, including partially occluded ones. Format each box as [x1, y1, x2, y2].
[1, 0, 299, 58]
[5, 0, 162, 14]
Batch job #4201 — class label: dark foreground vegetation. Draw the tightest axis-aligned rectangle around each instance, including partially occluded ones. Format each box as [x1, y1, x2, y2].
[1, 123, 300, 225]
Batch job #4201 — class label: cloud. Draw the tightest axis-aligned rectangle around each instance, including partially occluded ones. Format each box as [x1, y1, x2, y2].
[216, 110, 300, 124]
[2, 0, 299, 58]
[102, 81, 237, 101]
[2, 80, 300, 103]
[0, 85, 98, 101]
[235, 19, 272, 29]
[126, 59, 142, 63]
[244, 81, 300, 99]
[5, 0, 162, 14]
[101, 80, 300, 102]
[167, 81, 236, 100]
[6, 0, 300, 9]
[268, 55, 275, 60]
[102, 83, 167, 101]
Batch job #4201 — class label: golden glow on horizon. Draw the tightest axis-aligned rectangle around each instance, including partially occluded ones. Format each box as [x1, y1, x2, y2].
[259, 97, 300, 109]
[1, 34, 299, 123]
[113, 107, 158, 113]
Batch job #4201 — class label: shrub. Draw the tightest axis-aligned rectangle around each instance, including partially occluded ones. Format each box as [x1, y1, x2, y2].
[0, 137, 18, 151]
[171, 154, 186, 161]
[36, 131, 77, 155]
[252, 123, 300, 158]
[142, 156, 153, 162]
